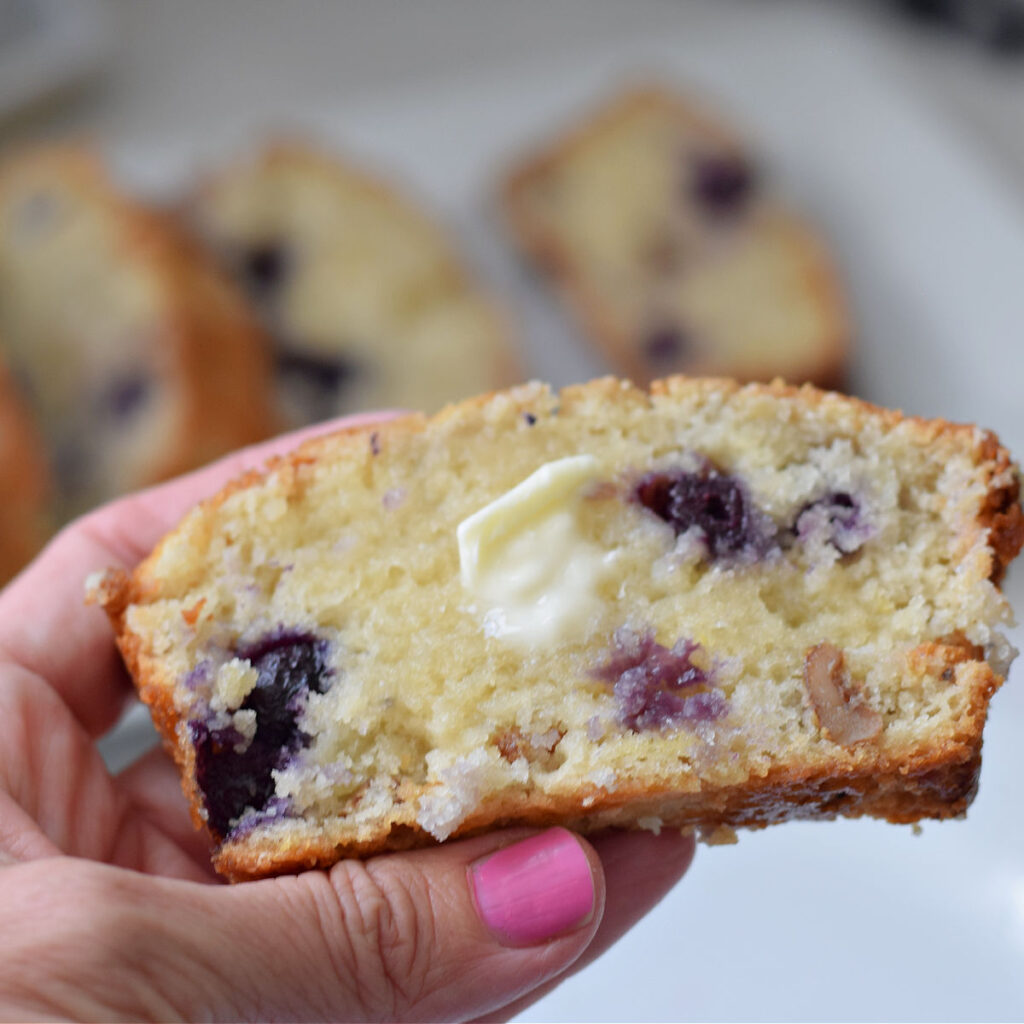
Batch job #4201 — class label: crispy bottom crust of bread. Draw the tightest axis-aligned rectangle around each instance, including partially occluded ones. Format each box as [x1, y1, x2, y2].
[94, 376, 1022, 882]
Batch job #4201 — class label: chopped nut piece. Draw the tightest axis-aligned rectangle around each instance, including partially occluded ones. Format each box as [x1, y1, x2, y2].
[907, 631, 986, 683]
[804, 643, 883, 746]
[494, 726, 564, 768]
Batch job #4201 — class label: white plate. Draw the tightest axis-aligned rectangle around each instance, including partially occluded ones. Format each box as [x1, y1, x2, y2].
[104, 6, 1024, 1020]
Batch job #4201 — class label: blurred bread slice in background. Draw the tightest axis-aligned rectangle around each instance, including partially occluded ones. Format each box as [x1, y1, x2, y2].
[501, 86, 849, 390]
[185, 142, 520, 426]
[0, 147, 276, 523]
[0, 352, 50, 582]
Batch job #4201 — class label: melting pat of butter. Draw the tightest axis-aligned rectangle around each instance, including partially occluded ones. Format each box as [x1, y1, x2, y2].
[457, 455, 611, 645]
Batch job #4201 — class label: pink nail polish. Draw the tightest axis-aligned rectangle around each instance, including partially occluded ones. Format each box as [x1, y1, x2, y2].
[470, 828, 595, 947]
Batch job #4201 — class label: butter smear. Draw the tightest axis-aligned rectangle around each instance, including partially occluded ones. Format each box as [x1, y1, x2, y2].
[456, 455, 611, 645]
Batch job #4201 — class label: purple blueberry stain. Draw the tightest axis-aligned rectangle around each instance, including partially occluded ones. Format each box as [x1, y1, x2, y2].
[643, 325, 690, 367]
[102, 371, 151, 421]
[690, 153, 755, 216]
[592, 627, 728, 732]
[794, 491, 871, 555]
[382, 487, 407, 510]
[633, 463, 777, 562]
[189, 630, 333, 838]
[238, 241, 290, 302]
[230, 796, 294, 839]
[276, 349, 360, 397]
[523, 412, 537, 426]
[275, 346, 364, 423]
[182, 660, 212, 691]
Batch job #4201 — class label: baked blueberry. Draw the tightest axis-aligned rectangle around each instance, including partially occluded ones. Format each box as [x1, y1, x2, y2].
[239, 242, 290, 302]
[795, 491, 870, 554]
[101, 371, 151, 421]
[191, 631, 332, 837]
[643, 326, 690, 366]
[690, 154, 755, 216]
[593, 628, 728, 732]
[634, 463, 775, 560]
[276, 349, 360, 396]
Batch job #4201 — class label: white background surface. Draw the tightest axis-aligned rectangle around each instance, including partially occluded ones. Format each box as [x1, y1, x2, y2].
[13, 2, 1023, 1021]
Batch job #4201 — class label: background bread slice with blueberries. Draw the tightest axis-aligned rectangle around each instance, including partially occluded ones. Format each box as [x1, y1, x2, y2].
[501, 86, 849, 391]
[0, 146, 277, 527]
[185, 141, 521, 427]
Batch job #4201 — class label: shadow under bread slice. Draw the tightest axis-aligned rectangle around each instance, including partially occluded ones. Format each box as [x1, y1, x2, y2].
[501, 86, 849, 389]
[92, 375, 1022, 881]
[0, 147, 277, 521]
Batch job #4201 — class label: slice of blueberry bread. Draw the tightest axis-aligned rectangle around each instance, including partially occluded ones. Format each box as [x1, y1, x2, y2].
[0, 355, 50, 583]
[93, 376, 1022, 881]
[185, 142, 518, 425]
[0, 147, 276, 520]
[502, 87, 848, 389]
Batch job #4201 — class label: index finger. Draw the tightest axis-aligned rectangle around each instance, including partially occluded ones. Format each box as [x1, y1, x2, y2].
[0, 412, 400, 737]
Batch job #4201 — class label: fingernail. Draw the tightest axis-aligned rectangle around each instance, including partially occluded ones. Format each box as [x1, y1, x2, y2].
[469, 828, 596, 947]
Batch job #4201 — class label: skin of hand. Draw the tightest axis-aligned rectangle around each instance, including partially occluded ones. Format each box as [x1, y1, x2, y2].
[0, 414, 696, 1024]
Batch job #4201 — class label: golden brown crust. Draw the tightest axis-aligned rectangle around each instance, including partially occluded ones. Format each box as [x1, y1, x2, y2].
[973, 431, 1024, 584]
[500, 86, 850, 391]
[0, 358, 51, 582]
[95, 374, 1022, 882]
[135, 210, 280, 479]
[213, 747, 984, 882]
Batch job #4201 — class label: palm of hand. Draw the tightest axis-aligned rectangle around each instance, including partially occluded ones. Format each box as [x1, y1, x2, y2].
[0, 654, 214, 882]
[0, 454, 246, 883]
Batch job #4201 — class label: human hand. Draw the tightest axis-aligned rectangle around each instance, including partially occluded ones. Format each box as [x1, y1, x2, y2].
[0, 414, 696, 1023]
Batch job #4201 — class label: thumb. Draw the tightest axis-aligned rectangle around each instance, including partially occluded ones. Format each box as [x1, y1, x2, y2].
[211, 828, 604, 1021]
[145, 829, 603, 1021]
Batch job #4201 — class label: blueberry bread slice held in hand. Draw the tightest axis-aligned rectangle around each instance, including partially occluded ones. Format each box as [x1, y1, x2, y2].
[0, 147, 276, 520]
[93, 376, 1023, 881]
[502, 87, 849, 389]
[185, 142, 519, 426]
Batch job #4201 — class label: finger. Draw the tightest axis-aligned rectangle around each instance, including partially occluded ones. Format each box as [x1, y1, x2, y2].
[115, 747, 220, 878]
[477, 828, 697, 1022]
[65, 829, 609, 1022]
[0, 412, 401, 738]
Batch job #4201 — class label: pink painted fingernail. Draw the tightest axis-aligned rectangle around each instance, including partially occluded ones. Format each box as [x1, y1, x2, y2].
[469, 828, 596, 947]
